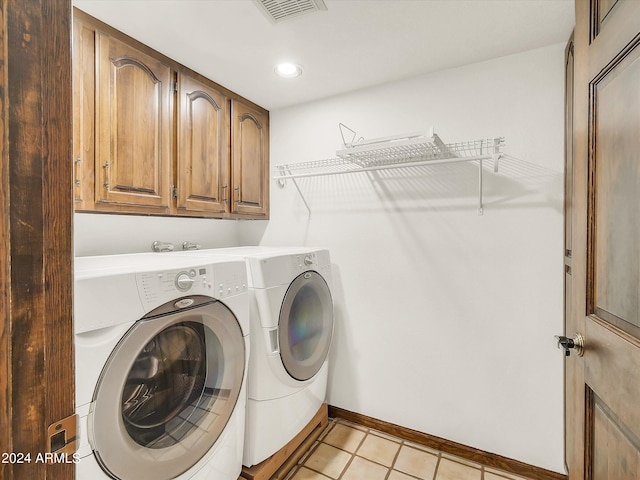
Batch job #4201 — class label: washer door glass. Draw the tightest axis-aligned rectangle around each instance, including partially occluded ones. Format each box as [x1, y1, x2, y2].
[278, 271, 333, 381]
[91, 299, 245, 480]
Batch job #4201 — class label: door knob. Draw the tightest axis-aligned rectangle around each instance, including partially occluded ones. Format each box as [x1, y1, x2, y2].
[555, 333, 584, 357]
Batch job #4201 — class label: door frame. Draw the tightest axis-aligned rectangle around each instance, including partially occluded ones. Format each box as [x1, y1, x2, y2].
[0, 1, 74, 479]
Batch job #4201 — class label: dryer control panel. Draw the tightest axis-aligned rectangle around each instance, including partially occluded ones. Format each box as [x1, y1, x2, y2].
[247, 249, 332, 288]
[297, 253, 317, 269]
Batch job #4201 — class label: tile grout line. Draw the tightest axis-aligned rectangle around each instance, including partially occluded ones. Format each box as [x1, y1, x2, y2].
[297, 419, 364, 480]
[398, 437, 442, 480]
[431, 452, 441, 480]
[383, 436, 404, 480]
[342, 421, 371, 480]
[338, 425, 379, 480]
[297, 439, 328, 479]
[320, 419, 528, 480]
[334, 419, 438, 480]
[336, 420, 369, 480]
[358, 425, 399, 478]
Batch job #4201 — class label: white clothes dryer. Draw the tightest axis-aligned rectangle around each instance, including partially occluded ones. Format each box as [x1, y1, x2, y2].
[74, 253, 249, 480]
[170, 247, 334, 467]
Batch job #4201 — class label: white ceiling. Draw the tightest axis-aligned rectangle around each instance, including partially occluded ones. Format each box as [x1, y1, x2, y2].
[73, 0, 575, 111]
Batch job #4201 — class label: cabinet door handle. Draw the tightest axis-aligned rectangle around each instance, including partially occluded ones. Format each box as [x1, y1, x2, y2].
[234, 185, 240, 204]
[222, 184, 228, 203]
[74, 155, 81, 187]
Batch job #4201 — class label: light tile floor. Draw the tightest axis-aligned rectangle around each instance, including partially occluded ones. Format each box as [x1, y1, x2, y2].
[282, 418, 536, 480]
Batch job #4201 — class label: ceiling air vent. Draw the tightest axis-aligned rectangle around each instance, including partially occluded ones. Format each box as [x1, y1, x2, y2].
[254, 0, 327, 23]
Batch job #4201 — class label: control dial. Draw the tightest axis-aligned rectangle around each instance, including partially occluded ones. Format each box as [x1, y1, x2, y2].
[175, 272, 196, 291]
[304, 255, 314, 266]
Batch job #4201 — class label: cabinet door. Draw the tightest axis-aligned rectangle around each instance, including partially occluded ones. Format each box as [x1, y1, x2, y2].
[231, 99, 269, 218]
[72, 17, 96, 210]
[176, 73, 229, 215]
[95, 32, 172, 210]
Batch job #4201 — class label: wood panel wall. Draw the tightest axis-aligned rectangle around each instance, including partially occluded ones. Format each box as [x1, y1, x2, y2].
[0, 2, 10, 478]
[0, 1, 74, 479]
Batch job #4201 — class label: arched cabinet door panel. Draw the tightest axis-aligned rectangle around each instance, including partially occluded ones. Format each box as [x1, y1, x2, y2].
[231, 99, 269, 218]
[176, 73, 229, 214]
[95, 32, 172, 210]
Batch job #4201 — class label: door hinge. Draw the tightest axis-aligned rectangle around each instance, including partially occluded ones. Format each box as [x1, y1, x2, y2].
[47, 414, 78, 455]
[173, 81, 178, 93]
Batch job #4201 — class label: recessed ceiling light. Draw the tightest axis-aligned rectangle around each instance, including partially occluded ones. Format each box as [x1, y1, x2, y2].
[274, 62, 303, 78]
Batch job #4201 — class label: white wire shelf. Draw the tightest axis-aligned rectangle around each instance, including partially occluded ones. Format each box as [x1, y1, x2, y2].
[275, 132, 505, 216]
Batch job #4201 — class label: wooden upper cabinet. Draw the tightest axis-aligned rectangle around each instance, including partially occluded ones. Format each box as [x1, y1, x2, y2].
[72, 9, 269, 218]
[95, 32, 172, 210]
[177, 72, 229, 214]
[231, 99, 269, 217]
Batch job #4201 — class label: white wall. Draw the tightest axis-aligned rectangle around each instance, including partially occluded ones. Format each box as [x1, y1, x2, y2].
[73, 42, 567, 473]
[74, 213, 242, 256]
[242, 44, 566, 473]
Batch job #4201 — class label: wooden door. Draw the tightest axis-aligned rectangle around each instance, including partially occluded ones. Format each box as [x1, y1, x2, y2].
[231, 99, 269, 218]
[95, 32, 172, 210]
[176, 72, 229, 215]
[567, 1, 640, 478]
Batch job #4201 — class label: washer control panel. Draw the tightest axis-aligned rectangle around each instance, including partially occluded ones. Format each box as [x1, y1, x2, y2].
[137, 261, 247, 311]
[175, 269, 197, 291]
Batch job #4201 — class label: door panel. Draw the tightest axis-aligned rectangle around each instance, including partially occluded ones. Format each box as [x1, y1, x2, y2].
[585, 320, 640, 480]
[177, 73, 229, 214]
[96, 33, 172, 208]
[589, 391, 640, 480]
[590, 43, 640, 333]
[231, 99, 269, 217]
[592, 0, 621, 39]
[569, 1, 640, 478]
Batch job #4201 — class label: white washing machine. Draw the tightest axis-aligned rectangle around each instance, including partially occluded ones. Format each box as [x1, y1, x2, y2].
[74, 253, 249, 480]
[170, 247, 334, 467]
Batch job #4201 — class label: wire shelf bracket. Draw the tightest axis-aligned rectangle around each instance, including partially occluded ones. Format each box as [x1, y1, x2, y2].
[275, 127, 505, 216]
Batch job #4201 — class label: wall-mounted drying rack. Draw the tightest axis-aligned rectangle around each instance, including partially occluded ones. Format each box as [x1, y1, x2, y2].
[275, 126, 505, 216]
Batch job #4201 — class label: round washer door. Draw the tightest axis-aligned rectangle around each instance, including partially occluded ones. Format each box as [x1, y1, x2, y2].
[90, 298, 245, 480]
[278, 271, 333, 381]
